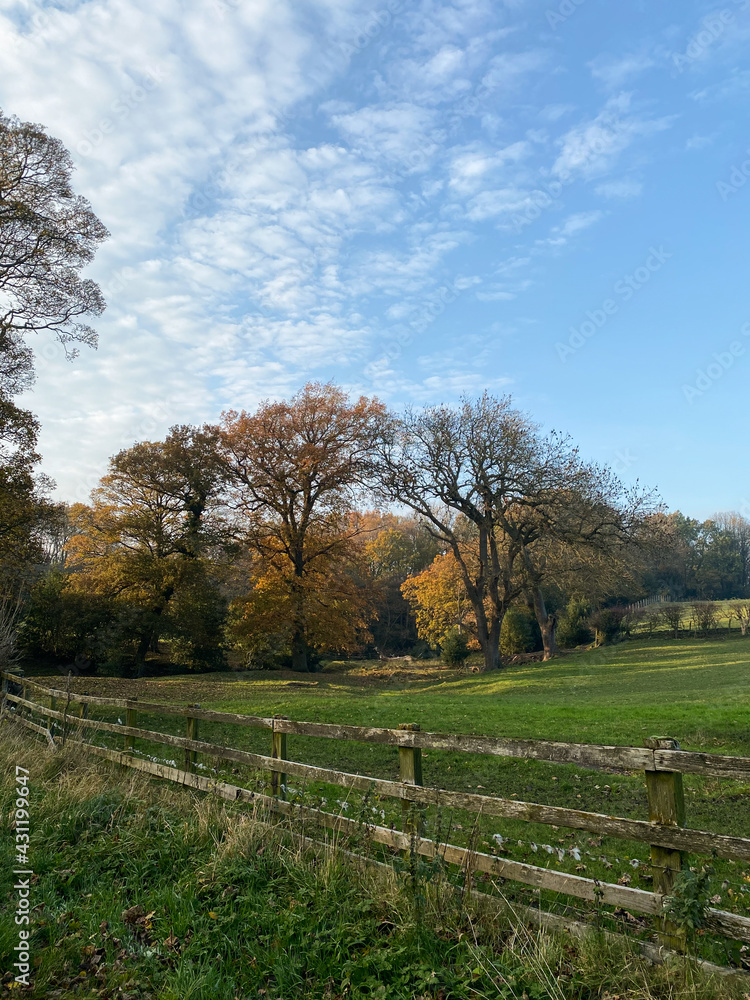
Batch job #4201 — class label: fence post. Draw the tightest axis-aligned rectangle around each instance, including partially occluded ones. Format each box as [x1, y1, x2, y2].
[398, 723, 424, 838]
[271, 716, 288, 800]
[644, 737, 686, 952]
[185, 705, 199, 773]
[125, 699, 138, 753]
[79, 694, 88, 720]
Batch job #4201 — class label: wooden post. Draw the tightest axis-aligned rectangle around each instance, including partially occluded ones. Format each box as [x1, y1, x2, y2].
[644, 737, 686, 951]
[49, 694, 57, 739]
[78, 695, 88, 720]
[271, 716, 288, 799]
[125, 700, 137, 752]
[0, 673, 8, 721]
[185, 705, 199, 773]
[398, 723, 424, 837]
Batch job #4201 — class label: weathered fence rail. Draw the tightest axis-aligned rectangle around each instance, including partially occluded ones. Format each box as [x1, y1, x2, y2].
[4, 669, 750, 962]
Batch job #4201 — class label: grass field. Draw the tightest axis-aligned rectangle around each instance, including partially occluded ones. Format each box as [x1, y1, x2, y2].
[8, 634, 750, 989]
[2, 728, 743, 1000]
[54, 632, 750, 752]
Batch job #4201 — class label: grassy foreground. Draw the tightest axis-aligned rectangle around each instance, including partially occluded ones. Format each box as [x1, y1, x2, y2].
[0, 725, 746, 1000]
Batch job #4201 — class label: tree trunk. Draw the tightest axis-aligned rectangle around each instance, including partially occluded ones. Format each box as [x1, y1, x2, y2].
[485, 613, 503, 671]
[135, 587, 173, 677]
[290, 626, 308, 672]
[449, 530, 507, 672]
[290, 572, 309, 671]
[135, 630, 152, 677]
[530, 586, 557, 660]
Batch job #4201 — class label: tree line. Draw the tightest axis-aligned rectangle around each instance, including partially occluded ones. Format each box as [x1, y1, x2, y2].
[6, 381, 750, 676]
[2, 109, 749, 677]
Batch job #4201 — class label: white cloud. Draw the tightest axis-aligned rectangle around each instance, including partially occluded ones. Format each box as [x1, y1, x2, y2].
[595, 178, 643, 198]
[328, 103, 441, 171]
[589, 54, 655, 89]
[534, 210, 604, 250]
[481, 49, 548, 90]
[447, 140, 530, 195]
[553, 94, 672, 180]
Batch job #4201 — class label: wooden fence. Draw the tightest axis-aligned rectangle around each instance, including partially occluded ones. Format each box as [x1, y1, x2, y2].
[4, 669, 750, 969]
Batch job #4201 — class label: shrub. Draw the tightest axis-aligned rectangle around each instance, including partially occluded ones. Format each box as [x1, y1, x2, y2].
[620, 607, 645, 637]
[659, 603, 684, 638]
[731, 601, 750, 636]
[556, 597, 594, 648]
[589, 606, 627, 646]
[500, 606, 542, 656]
[440, 628, 471, 667]
[691, 601, 718, 634]
[18, 569, 115, 670]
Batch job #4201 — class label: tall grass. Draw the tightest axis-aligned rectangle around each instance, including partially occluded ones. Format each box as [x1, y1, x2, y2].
[0, 725, 745, 999]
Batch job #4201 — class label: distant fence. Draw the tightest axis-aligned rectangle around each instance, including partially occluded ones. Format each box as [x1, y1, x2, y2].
[3, 669, 750, 973]
[626, 595, 671, 613]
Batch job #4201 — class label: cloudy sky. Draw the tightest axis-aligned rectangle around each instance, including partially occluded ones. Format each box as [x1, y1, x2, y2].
[2, 0, 749, 515]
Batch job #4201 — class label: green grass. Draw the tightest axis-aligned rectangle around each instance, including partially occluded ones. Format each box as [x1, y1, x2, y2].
[0, 727, 745, 1000]
[18, 634, 750, 975]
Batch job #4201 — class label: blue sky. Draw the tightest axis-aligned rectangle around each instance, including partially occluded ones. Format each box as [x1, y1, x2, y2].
[2, 0, 749, 517]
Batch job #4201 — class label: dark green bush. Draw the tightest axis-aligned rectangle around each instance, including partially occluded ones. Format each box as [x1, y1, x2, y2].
[500, 606, 542, 656]
[556, 597, 594, 648]
[440, 628, 471, 667]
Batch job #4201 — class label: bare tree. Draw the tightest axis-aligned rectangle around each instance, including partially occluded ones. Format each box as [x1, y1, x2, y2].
[376, 393, 652, 667]
[376, 394, 626, 669]
[731, 602, 750, 636]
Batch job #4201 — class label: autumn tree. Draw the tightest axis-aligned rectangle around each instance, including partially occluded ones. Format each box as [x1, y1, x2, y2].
[65, 426, 228, 673]
[362, 512, 442, 655]
[218, 383, 385, 671]
[226, 541, 375, 668]
[401, 551, 475, 650]
[376, 394, 580, 669]
[0, 323, 62, 594]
